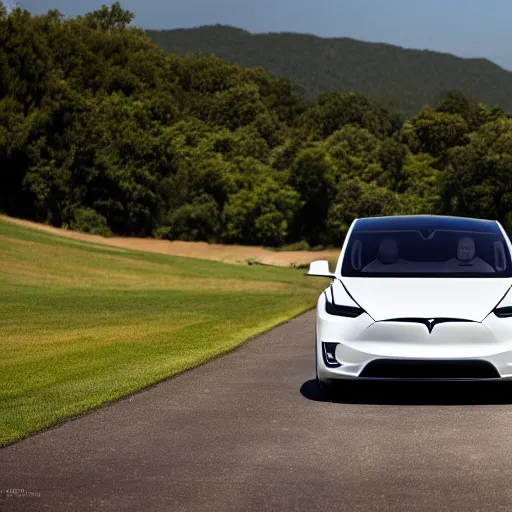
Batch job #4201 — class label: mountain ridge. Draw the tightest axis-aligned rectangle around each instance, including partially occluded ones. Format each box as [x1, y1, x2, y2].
[147, 25, 512, 116]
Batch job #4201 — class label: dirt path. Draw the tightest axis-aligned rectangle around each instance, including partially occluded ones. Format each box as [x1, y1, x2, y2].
[2, 215, 341, 267]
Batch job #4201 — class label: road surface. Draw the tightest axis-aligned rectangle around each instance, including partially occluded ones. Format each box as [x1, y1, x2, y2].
[2, 310, 512, 511]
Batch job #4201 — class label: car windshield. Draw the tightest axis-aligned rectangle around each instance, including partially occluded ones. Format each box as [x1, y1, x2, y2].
[341, 228, 512, 278]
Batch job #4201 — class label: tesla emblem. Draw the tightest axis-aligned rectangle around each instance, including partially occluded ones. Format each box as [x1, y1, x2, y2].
[386, 318, 473, 333]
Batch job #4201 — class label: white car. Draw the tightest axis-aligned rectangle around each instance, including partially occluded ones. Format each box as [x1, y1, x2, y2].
[307, 215, 512, 389]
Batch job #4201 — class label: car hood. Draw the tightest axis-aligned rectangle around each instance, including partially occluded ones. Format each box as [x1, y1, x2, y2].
[340, 277, 512, 322]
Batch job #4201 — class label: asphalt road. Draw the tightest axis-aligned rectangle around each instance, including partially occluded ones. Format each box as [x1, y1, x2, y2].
[3, 310, 512, 511]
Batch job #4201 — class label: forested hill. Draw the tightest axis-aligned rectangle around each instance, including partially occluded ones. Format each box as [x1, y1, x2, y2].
[147, 25, 512, 117]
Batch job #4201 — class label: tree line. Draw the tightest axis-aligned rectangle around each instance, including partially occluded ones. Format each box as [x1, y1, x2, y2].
[1, 3, 511, 247]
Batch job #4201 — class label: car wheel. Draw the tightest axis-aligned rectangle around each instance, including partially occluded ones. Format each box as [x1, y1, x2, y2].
[316, 376, 334, 397]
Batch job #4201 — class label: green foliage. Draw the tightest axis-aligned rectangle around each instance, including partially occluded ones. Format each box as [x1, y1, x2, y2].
[298, 91, 398, 139]
[327, 180, 406, 241]
[442, 118, 512, 226]
[223, 177, 301, 246]
[70, 207, 112, 236]
[83, 2, 134, 30]
[403, 107, 469, 160]
[324, 126, 383, 183]
[276, 240, 312, 252]
[400, 152, 440, 213]
[288, 146, 334, 245]
[474, 102, 507, 127]
[0, 6, 510, 248]
[436, 90, 480, 131]
[378, 138, 408, 192]
[160, 194, 221, 242]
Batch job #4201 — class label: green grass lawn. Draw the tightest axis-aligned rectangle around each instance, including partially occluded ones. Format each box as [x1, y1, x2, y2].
[0, 218, 329, 446]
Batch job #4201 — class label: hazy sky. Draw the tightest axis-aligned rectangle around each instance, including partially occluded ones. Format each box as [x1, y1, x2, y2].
[19, 0, 512, 69]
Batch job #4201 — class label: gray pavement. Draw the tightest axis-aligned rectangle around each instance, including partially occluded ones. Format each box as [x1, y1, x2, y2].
[2, 310, 512, 511]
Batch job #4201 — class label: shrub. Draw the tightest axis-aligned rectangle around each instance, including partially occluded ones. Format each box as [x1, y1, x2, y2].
[276, 240, 311, 252]
[70, 208, 112, 237]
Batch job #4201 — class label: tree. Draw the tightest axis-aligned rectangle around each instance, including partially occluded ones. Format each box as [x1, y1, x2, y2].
[474, 102, 506, 127]
[84, 2, 134, 30]
[160, 194, 221, 242]
[288, 146, 334, 245]
[436, 90, 478, 131]
[222, 177, 301, 246]
[442, 118, 512, 228]
[327, 180, 404, 243]
[403, 107, 469, 161]
[378, 137, 408, 192]
[436, 90, 507, 131]
[400, 152, 440, 214]
[0, 97, 34, 217]
[323, 125, 383, 185]
[298, 91, 399, 140]
[209, 83, 267, 131]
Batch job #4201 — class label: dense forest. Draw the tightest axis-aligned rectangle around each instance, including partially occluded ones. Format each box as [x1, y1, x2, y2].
[147, 25, 512, 118]
[1, 3, 512, 248]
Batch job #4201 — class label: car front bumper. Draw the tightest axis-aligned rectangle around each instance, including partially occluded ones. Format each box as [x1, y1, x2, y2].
[316, 294, 512, 382]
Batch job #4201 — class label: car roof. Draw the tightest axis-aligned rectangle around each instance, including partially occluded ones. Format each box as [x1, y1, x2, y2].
[353, 215, 500, 233]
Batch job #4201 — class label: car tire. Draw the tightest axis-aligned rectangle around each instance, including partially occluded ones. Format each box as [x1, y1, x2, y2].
[316, 376, 334, 397]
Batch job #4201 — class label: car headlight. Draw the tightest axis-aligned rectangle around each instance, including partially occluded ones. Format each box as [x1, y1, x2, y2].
[493, 286, 512, 317]
[494, 306, 512, 318]
[325, 296, 364, 318]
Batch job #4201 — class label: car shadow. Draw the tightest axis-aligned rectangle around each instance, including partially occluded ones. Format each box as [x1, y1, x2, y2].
[300, 379, 512, 406]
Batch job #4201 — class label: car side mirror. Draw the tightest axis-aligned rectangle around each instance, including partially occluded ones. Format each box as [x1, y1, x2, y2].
[306, 260, 335, 278]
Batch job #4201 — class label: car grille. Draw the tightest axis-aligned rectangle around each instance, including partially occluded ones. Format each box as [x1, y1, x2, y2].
[359, 359, 501, 379]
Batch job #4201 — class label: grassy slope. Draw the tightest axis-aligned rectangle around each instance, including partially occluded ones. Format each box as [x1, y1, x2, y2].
[0, 218, 328, 446]
[2, 215, 342, 268]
